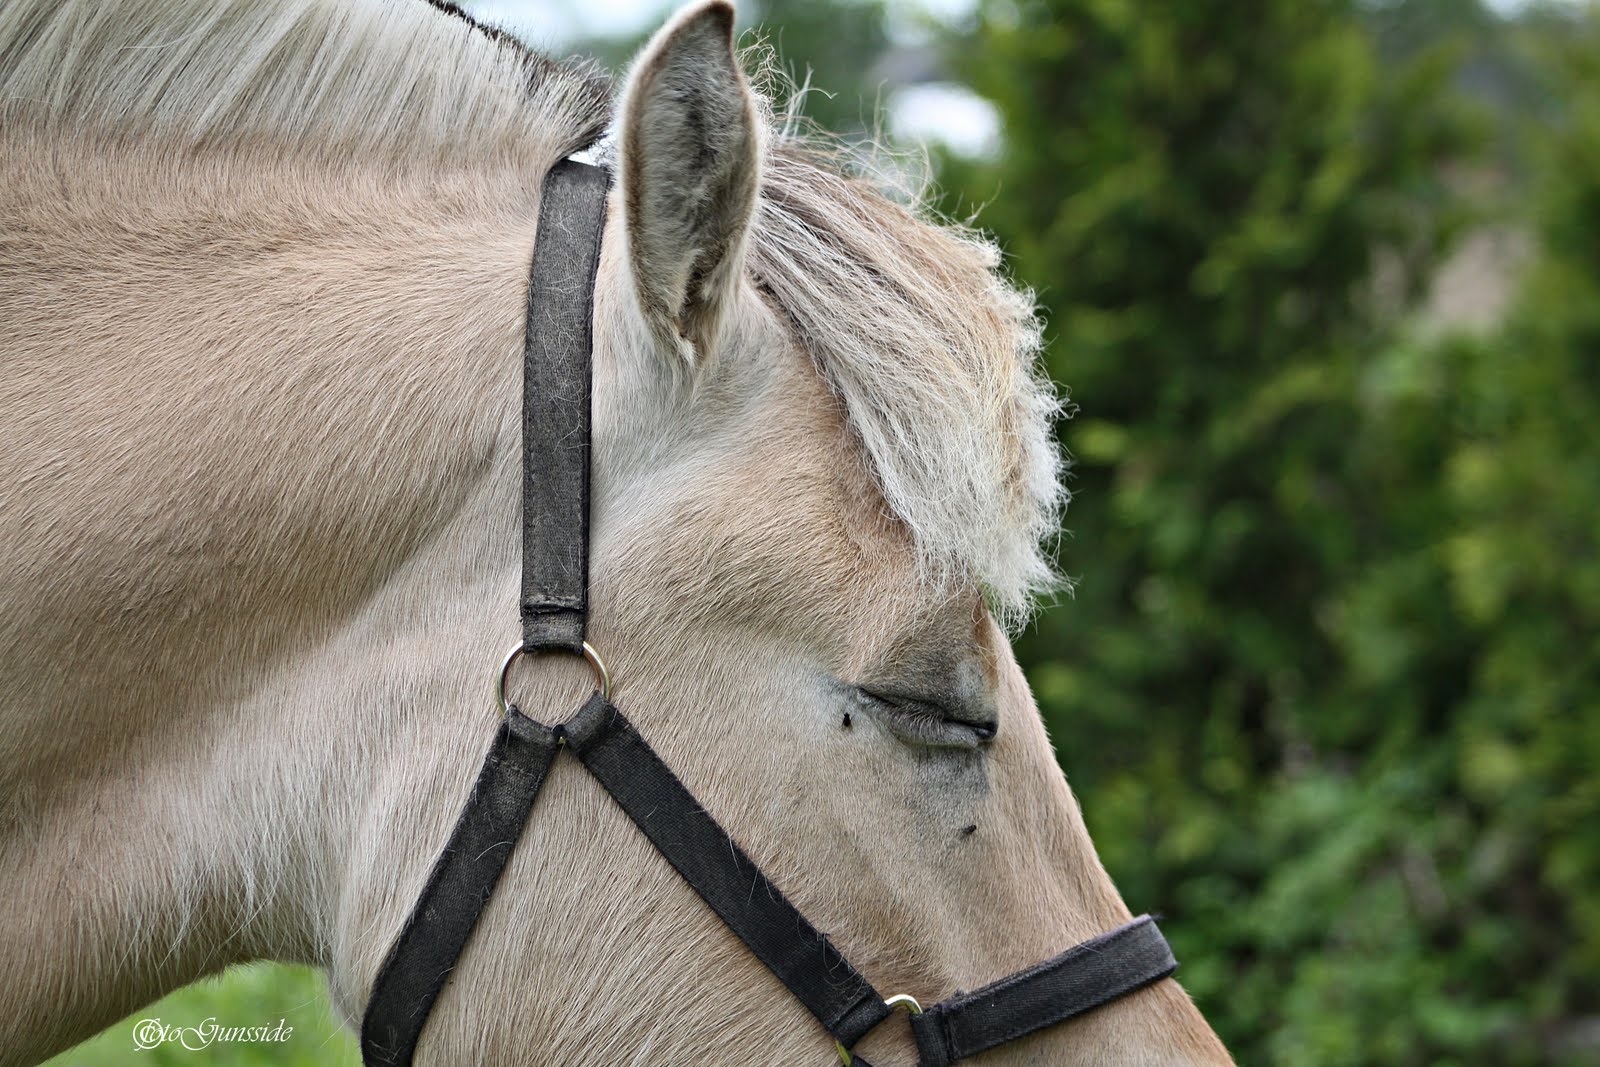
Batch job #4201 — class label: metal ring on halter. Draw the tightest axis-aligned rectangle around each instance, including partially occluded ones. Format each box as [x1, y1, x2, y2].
[496, 640, 610, 713]
[834, 995, 924, 1064]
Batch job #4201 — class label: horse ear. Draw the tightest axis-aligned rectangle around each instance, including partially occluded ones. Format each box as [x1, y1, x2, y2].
[618, 0, 760, 365]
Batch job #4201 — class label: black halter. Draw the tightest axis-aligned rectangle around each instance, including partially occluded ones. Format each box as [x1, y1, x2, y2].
[360, 159, 1178, 1067]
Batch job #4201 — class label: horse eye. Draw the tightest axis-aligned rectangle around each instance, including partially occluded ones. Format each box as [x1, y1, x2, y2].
[853, 687, 998, 749]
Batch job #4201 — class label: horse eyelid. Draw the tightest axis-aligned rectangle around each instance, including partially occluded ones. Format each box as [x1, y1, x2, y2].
[853, 687, 998, 749]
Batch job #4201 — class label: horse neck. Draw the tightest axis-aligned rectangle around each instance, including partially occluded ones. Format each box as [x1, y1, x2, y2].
[0, 130, 539, 1060]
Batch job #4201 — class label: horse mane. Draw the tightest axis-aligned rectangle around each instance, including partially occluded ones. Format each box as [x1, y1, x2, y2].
[0, 0, 611, 166]
[0, 0, 1062, 623]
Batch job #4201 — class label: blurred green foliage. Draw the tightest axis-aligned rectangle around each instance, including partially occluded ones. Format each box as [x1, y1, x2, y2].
[939, 0, 1600, 1063]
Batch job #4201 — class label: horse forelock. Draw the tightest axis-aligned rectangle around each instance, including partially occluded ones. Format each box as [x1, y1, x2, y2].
[748, 143, 1065, 629]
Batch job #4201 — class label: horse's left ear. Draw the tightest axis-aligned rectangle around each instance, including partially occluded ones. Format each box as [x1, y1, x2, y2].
[618, 0, 760, 365]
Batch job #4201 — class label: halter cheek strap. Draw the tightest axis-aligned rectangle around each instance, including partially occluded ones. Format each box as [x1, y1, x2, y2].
[359, 159, 1178, 1067]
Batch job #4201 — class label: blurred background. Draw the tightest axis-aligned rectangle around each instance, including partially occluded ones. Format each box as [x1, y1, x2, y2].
[49, 1, 1599, 1064]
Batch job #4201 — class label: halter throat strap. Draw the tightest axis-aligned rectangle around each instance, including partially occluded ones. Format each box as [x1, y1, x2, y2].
[359, 158, 1178, 1067]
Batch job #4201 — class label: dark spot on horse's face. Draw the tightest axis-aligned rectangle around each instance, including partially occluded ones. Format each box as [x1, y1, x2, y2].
[960, 823, 978, 838]
[841, 711, 852, 729]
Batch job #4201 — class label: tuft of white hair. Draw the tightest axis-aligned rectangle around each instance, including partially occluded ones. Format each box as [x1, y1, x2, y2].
[745, 93, 1066, 628]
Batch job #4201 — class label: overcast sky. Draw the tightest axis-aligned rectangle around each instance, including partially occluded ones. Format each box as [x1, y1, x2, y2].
[465, 0, 977, 50]
[468, 0, 1558, 46]
[464, 0, 1569, 158]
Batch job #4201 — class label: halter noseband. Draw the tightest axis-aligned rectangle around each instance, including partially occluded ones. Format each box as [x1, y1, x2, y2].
[359, 159, 1178, 1067]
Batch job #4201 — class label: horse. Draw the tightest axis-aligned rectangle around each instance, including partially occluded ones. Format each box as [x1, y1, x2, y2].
[0, 0, 1235, 1063]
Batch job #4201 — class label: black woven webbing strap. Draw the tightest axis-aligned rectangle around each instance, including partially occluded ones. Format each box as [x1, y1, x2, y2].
[360, 710, 560, 1067]
[563, 693, 895, 1051]
[520, 159, 609, 653]
[909, 915, 1178, 1067]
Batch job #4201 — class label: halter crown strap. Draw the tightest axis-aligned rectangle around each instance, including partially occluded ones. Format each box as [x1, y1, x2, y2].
[520, 159, 609, 652]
